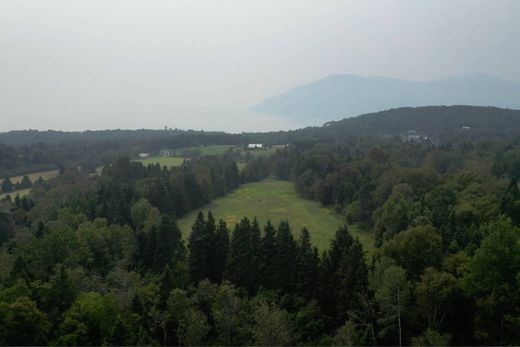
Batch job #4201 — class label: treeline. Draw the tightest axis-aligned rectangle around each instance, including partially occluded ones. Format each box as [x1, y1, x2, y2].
[4, 105, 519, 177]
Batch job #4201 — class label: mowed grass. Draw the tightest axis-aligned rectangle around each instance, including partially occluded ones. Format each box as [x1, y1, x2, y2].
[178, 179, 374, 254]
[197, 145, 235, 156]
[2, 169, 59, 185]
[176, 145, 235, 156]
[1, 169, 59, 200]
[136, 156, 186, 168]
[0, 188, 31, 200]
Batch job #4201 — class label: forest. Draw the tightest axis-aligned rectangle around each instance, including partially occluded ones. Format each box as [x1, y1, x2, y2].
[1, 121, 520, 346]
[2, 105, 519, 178]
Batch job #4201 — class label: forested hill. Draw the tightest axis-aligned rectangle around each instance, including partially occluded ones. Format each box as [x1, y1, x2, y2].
[289, 105, 520, 142]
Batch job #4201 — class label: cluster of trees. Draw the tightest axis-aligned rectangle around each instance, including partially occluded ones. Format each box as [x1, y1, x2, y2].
[1, 175, 33, 193]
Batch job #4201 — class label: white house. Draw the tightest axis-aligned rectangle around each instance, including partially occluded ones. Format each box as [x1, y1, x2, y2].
[138, 153, 150, 159]
[247, 144, 263, 149]
[159, 149, 173, 156]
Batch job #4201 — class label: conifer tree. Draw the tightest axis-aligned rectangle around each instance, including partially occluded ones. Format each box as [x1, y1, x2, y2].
[226, 217, 257, 292]
[188, 212, 208, 283]
[153, 215, 185, 272]
[321, 226, 368, 323]
[211, 219, 229, 283]
[258, 220, 277, 289]
[143, 226, 157, 268]
[274, 221, 297, 293]
[1, 177, 13, 193]
[295, 228, 320, 299]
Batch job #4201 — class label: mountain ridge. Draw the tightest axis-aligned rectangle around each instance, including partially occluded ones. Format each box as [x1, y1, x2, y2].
[252, 74, 520, 121]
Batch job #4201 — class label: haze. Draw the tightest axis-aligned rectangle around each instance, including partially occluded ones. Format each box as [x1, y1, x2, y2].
[1, 0, 519, 132]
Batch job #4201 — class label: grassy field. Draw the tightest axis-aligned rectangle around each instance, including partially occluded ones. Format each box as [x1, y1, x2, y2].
[178, 179, 374, 254]
[0, 188, 31, 200]
[2, 169, 59, 185]
[174, 145, 235, 156]
[136, 156, 187, 168]
[196, 145, 235, 156]
[245, 146, 280, 158]
[1, 169, 60, 200]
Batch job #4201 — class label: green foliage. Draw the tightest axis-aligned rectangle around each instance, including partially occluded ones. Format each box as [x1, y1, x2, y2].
[375, 265, 412, 346]
[55, 292, 119, 346]
[468, 217, 520, 344]
[382, 225, 443, 279]
[0, 296, 50, 345]
[411, 329, 451, 346]
[251, 299, 293, 346]
[1, 177, 13, 193]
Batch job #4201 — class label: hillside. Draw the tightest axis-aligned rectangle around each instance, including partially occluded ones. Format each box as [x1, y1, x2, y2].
[286, 105, 520, 142]
[253, 74, 520, 121]
[178, 179, 374, 253]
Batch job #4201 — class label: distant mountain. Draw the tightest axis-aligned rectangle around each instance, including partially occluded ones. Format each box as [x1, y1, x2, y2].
[287, 105, 520, 142]
[252, 74, 520, 121]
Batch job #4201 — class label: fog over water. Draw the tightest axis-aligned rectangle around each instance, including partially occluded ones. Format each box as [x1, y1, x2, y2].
[1, 0, 519, 132]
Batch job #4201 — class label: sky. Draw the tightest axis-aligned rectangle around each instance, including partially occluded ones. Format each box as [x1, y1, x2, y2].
[1, 0, 520, 132]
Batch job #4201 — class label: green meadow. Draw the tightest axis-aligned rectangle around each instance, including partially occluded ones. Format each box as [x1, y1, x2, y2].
[178, 179, 374, 254]
[1, 169, 59, 199]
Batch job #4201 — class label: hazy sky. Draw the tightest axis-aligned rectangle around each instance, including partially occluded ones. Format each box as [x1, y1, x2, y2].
[1, 0, 520, 132]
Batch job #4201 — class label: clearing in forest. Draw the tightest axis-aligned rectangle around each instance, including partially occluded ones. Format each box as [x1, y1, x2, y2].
[136, 156, 187, 168]
[178, 179, 374, 254]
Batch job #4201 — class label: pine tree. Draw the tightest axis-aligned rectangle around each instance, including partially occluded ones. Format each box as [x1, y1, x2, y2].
[1, 177, 13, 193]
[274, 221, 297, 293]
[188, 212, 208, 283]
[226, 217, 258, 292]
[205, 212, 217, 279]
[295, 228, 320, 299]
[18, 176, 32, 189]
[321, 226, 368, 323]
[258, 220, 277, 289]
[143, 226, 157, 268]
[211, 219, 229, 283]
[159, 264, 175, 308]
[153, 215, 185, 272]
[224, 160, 240, 190]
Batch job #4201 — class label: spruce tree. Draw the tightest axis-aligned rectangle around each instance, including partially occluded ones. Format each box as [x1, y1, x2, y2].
[258, 220, 277, 289]
[153, 215, 185, 272]
[159, 264, 175, 308]
[1, 177, 13, 193]
[226, 217, 257, 292]
[321, 225, 368, 323]
[295, 228, 320, 299]
[19, 176, 32, 189]
[188, 212, 208, 283]
[224, 160, 240, 190]
[143, 226, 157, 268]
[211, 219, 229, 283]
[274, 221, 297, 293]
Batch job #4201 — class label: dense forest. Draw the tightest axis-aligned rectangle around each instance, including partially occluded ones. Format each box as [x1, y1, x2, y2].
[2, 119, 520, 345]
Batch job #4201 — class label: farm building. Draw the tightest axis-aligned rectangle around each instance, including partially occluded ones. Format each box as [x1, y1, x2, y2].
[159, 149, 173, 156]
[247, 144, 263, 149]
[138, 153, 150, 158]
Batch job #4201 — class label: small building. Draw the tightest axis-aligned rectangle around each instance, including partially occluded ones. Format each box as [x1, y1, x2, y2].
[138, 153, 150, 159]
[247, 144, 263, 149]
[462, 126, 471, 130]
[159, 149, 173, 156]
